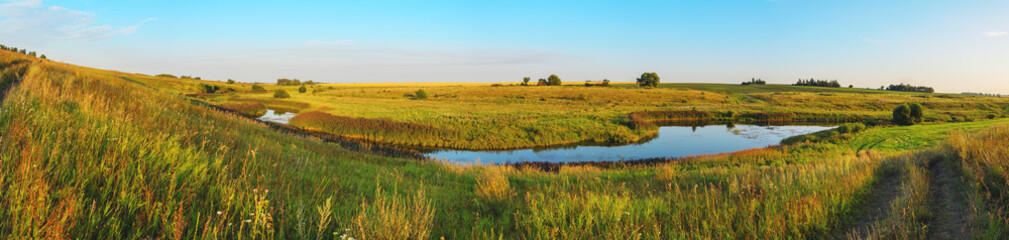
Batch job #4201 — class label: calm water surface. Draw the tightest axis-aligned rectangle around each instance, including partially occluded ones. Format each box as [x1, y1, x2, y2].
[257, 109, 298, 124]
[427, 124, 833, 164]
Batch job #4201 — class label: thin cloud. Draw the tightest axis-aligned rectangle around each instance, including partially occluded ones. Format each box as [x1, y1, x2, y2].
[859, 36, 882, 45]
[305, 40, 355, 45]
[0, 0, 153, 42]
[984, 31, 1007, 37]
[61, 18, 156, 41]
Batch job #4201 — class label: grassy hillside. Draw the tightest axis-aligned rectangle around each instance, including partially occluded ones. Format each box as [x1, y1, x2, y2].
[3, 49, 1009, 239]
[184, 78, 1009, 150]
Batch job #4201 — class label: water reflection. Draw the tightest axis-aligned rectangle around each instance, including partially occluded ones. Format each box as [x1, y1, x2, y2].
[257, 109, 298, 124]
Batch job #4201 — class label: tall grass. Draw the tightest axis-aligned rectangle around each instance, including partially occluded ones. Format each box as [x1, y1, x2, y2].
[949, 125, 1009, 238]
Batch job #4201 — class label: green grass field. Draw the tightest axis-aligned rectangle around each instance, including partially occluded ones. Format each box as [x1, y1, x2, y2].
[3, 49, 1009, 239]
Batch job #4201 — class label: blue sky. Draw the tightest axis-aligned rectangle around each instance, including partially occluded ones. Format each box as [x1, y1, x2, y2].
[2, 0, 1008, 93]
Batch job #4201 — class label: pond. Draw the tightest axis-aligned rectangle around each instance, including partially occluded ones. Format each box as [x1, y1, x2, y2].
[426, 124, 834, 164]
[257, 109, 298, 124]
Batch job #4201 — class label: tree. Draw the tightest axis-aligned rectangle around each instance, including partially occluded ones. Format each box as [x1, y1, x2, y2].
[274, 89, 290, 98]
[908, 103, 924, 123]
[893, 104, 913, 125]
[414, 89, 428, 99]
[537, 78, 547, 86]
[227, 79, 236, 84]
[602, 79, 610, 87]
[298, 84, 307, 93]
[522, 77, 530, 86]
[637, 72, 660, 87]
[547, 74, 561, 86]
[40, 54, 46, 59]
[251, 84, 266, 92]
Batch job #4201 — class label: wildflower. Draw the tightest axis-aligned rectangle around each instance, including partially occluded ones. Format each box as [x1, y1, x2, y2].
[244, 219, 252, 223]
[253, 189, 258, 193]
[228, 223, 232, 226]
[216, 211, 222, 215]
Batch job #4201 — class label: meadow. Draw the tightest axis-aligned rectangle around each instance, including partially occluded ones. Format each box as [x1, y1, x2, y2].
[3, 49, 1009, 239]
[177, 79, 1009, 150]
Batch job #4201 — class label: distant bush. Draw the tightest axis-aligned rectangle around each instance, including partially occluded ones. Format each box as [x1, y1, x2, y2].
[199, 83, 221, 94]
[414, 89, 428, 99]
[908, 103, 924, 123]
[156, 74, 177, 78]
[227, 79, 236, 84]
[521, 77, 530, 86]
[602, 79, 610, 87]
[274, 89, 290, 98]
[298, 85, 307, 93]
[39, 54, 46, 59]
[893, 104, 913, 125]
[180, 75, 192, 79]
[637, 72, 660, 87]
[547, 74, 562, 86]
[742, 78, 766, 85]
[251, 84, 266, 92]
[537, 78, 547, 86]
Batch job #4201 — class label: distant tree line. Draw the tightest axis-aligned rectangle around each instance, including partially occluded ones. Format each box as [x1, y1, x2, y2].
[742, 78, 766, 85]
[794, 78, 841, 88]
[962, 92, 1003, 97]
[521, 72, 658, 87]
[584, 79, 610, 87]
[884, 83, 934, 93]
[0, 44, 46, 59]
[277, 78, 317, 86]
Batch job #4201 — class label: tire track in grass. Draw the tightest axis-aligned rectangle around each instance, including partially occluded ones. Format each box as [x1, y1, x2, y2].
[926, 158, 969, 239]
[835, 167, 902, 239]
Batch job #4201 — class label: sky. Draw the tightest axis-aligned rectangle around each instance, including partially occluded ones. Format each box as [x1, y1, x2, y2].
[1, 0, 1008, 93]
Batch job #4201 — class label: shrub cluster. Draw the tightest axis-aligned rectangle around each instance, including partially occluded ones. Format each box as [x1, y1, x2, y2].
[251, 84, 267, 92]
[274, 89, 291, 99]
[892, 103, 924, 125]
